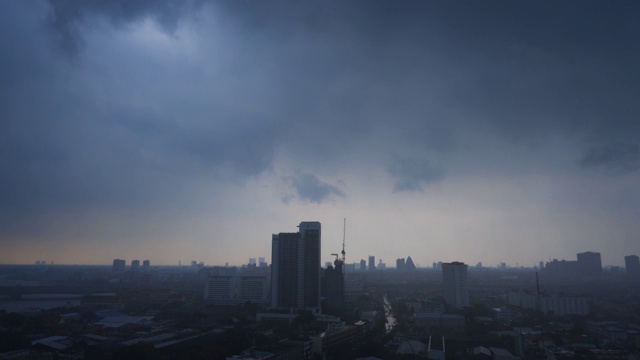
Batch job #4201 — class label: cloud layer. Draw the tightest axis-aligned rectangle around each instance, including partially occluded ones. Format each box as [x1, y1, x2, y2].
[1, 1, 639, 265]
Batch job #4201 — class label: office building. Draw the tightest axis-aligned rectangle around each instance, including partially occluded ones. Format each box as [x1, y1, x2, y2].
[359, 259, 366, 271]
[577, 251, 602, 276]
[442, 262, 469, 309]
[271, 221, 321, 312]
[368, 256, 376, 271]
[142, 260, 150, 268]
[131, 260, 140, 272]
[396, 258, 406, 271]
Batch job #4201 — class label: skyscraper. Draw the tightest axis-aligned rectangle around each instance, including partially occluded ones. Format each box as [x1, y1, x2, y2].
[368, 256, 376, 271]
[442, 262, 469, 309]
[131, 259, 140, 272]
[271, 221, 321, 312]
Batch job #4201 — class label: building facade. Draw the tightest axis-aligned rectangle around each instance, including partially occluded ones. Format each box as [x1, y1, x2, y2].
[442, 262, 469, 309]
[112, 259, 126, 273]
[577, 251, 602, 276]
[204, 267, 270, 306]
[625, 255, 640, 279]
[271, 221, 321, 312]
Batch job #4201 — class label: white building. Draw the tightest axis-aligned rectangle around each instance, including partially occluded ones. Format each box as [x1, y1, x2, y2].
[508, 291, 589, 316]
[204, 267, 270, 306]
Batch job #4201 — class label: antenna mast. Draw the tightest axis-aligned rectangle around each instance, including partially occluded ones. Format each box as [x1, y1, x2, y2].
[341, 218, 346, 262]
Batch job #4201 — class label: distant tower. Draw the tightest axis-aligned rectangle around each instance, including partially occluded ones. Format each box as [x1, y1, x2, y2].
[442, 262, 469, 309]
[112, 259, 126, 273]
[405, 256, 416, 270]
[131, 260, 140, 272]
[576, 251, 602, 276]
[271, 221, 321, 312]
[625, 255, 640, 279]
[368, 256, 376, 271]
[396, 258, 406, 271]
[360, 259, 366, 271]
[142, 260, 150, 268]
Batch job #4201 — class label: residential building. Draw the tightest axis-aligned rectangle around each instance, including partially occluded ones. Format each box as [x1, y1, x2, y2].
[442, 262, 469, 309]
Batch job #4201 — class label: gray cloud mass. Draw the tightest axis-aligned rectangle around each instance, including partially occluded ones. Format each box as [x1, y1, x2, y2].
[1, 1, 640, 264]
[290, 173, 345, 204]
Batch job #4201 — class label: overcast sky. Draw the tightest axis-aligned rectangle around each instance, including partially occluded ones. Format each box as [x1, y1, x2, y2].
[1, 1, 639, 267]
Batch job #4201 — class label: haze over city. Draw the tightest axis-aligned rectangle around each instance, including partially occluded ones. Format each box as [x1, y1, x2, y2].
[1, 1, 640, 267]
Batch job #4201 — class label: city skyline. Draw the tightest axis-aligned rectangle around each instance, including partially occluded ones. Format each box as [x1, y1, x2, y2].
[2, 2, 640, 266]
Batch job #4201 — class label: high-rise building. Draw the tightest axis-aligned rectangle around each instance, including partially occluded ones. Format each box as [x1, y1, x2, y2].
[271, 221, 321, 312]
[405, 256, 416, 270]
[359, 259, 366, 271]
[131, 260, 140, 272]
[625, 255, 640, 279]
[142, 260, 150, 268]
[442, 262, 469, 309]
[396, 258, 406, 271]
[323, 258, 344, 310]
[576, 251, 602, 276]
[368, 256, 376, 271]
[112, 259, 126, 273]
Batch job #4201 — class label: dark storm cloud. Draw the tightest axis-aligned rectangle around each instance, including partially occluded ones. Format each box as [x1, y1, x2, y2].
[2, 0, 640, 235]
[388, 156, 444, 192]
[580, 142, 640, 173]
[289, 173, 345, 204]
[47, 0, 203, 55]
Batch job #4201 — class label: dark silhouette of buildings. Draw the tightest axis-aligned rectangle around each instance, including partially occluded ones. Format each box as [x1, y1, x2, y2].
[396, 256, 416, 271]
[577, 251, 602, 275]
[323, 258, 344, 310]
[359, 259, 366, 271]
[142, 259, 150, 268]
[112, 259, 126, 273]
[625, 255, 640, 279]
[544, 251, 602, 279]
[271, 221, 321, 312]
[131, 260, 140, 272]
[405, 256, 416, 270]
[368, 256, 375, 271]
